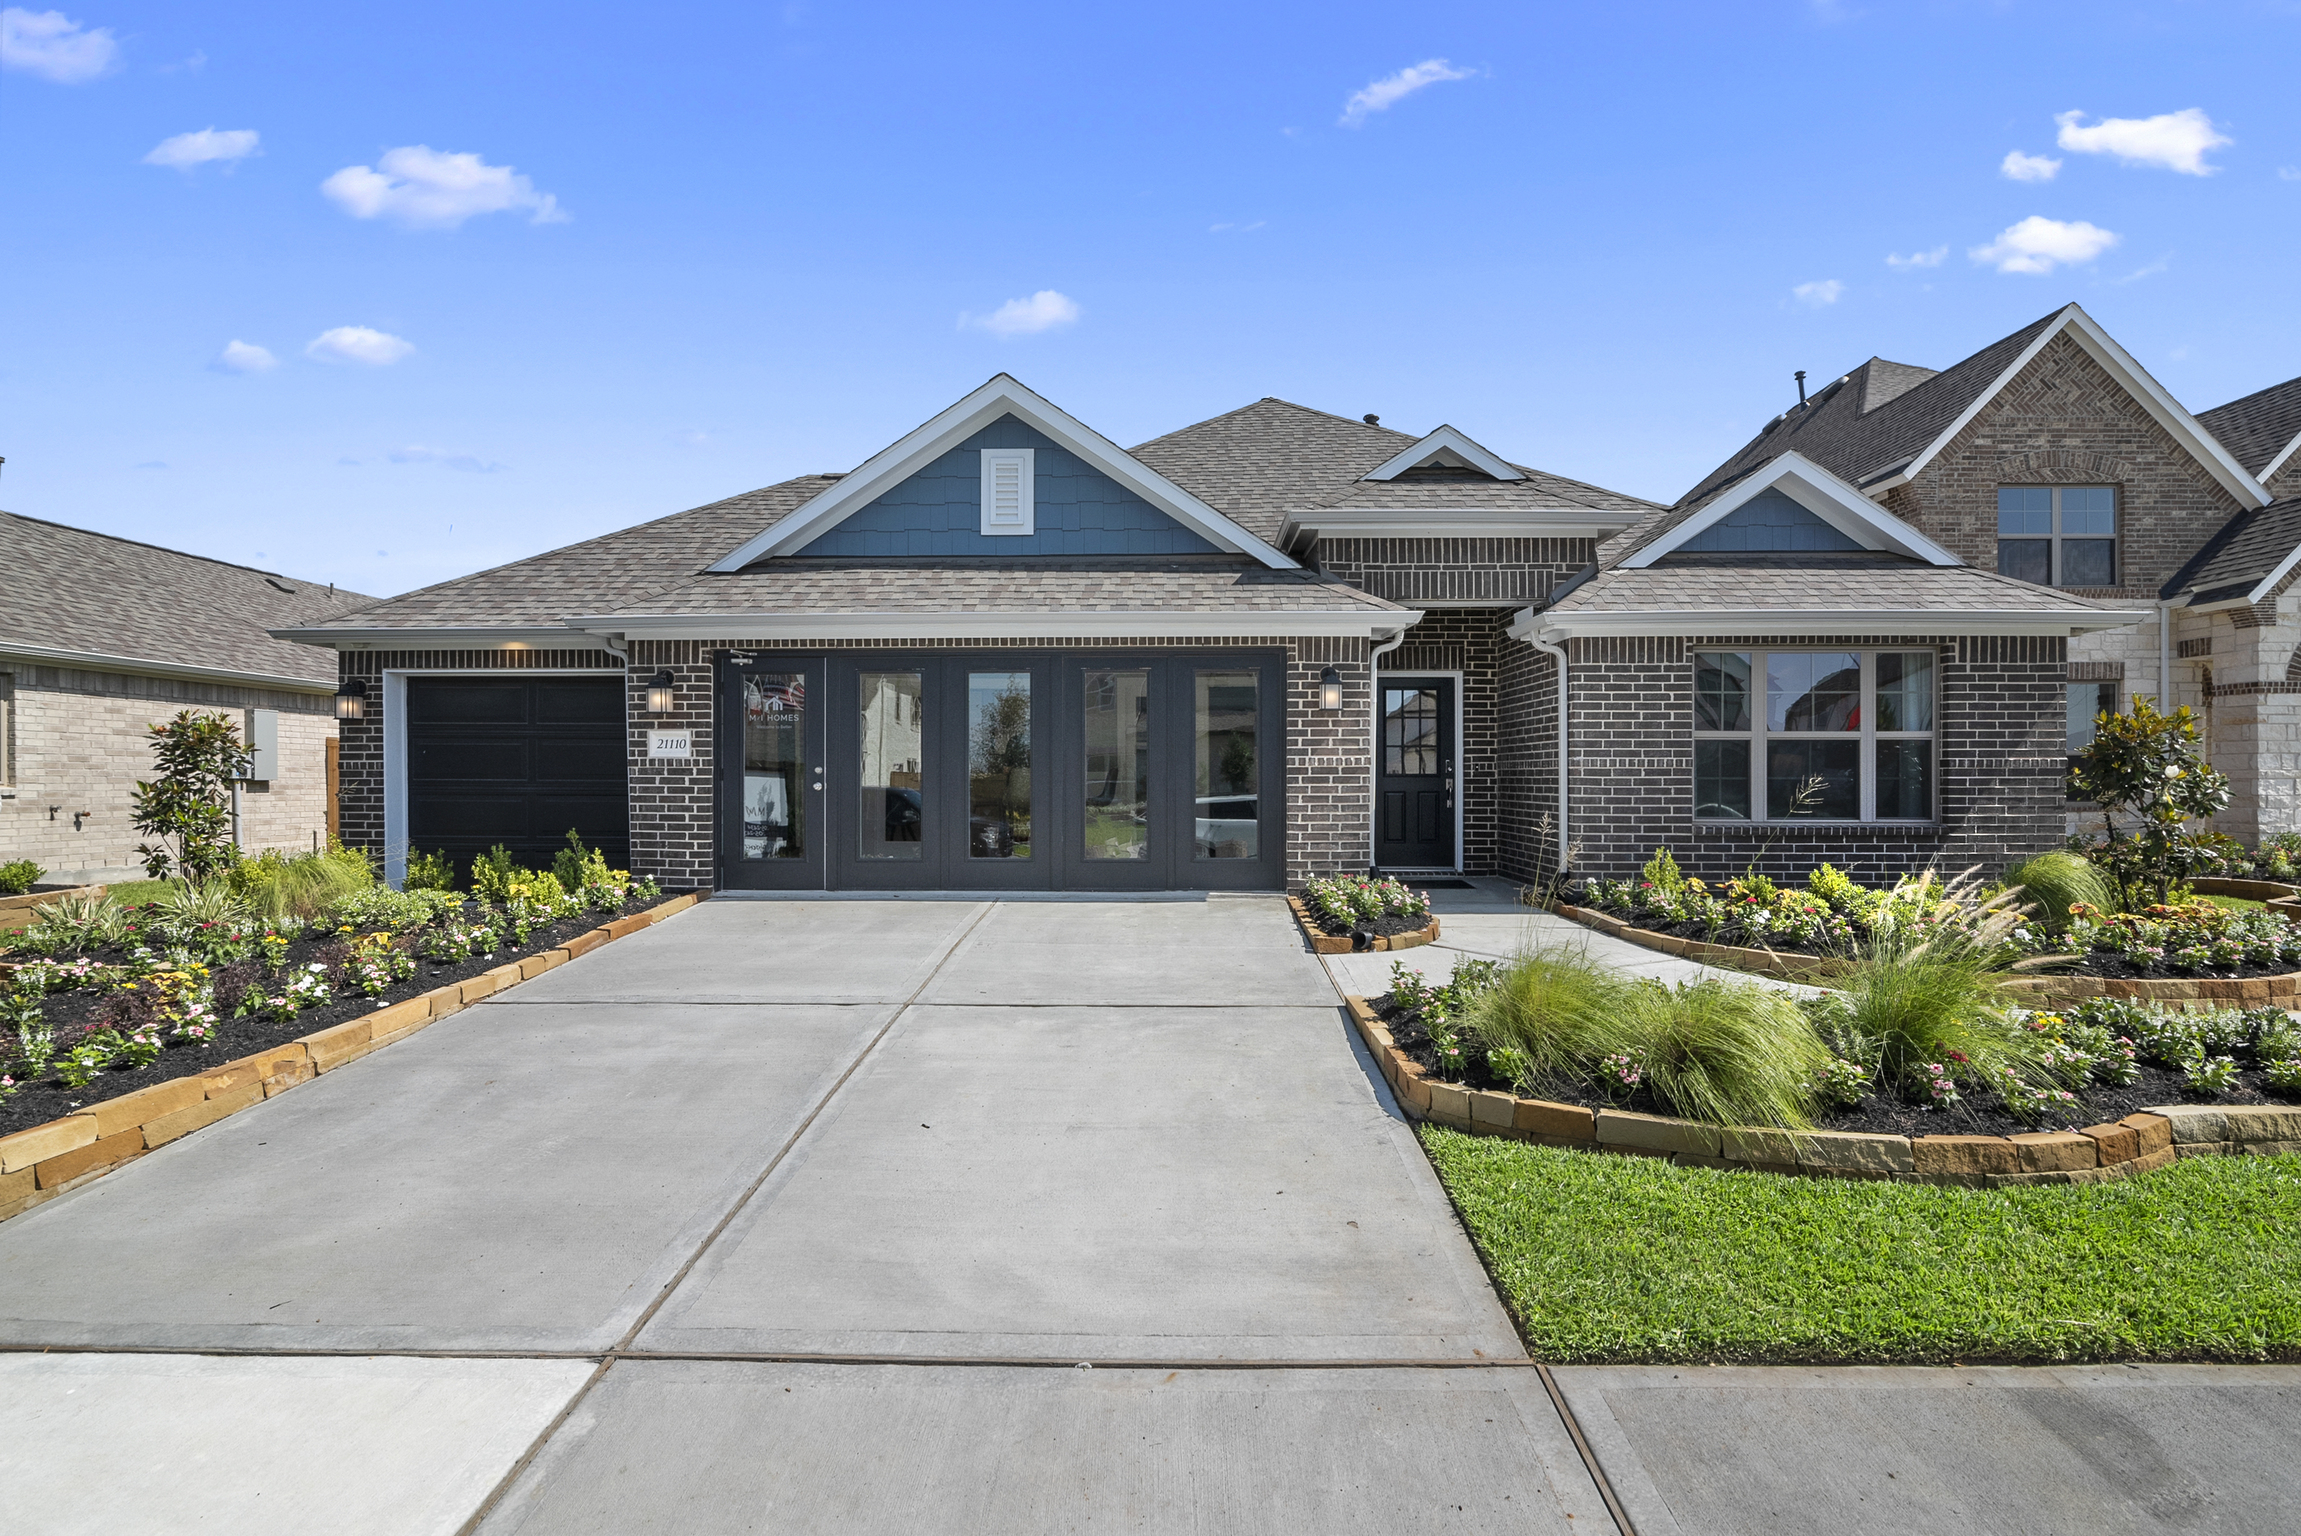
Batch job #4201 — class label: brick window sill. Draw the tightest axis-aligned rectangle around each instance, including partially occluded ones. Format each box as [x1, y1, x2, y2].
[1690, 821, 1942, 839]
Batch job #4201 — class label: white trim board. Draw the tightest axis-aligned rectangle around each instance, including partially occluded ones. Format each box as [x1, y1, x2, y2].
[1623, 451, 1960, 568]
[559, 609, 1423, 641]
[707, 375, 1296, 571]
[2260, 430, 2301, 487]
[1861, 304, 2271, 510]
[379, 667, 624, 889]
[1277, 508, 1643, 545]
[1361, 425, 1525, 482]
[1524, 607, 2151, 642]
[268, 627, 601, 652]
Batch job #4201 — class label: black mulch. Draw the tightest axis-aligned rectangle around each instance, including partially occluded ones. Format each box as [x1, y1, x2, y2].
[0, 892, 681, 1139]
[1305, 908, 1433, 941]
[1370, 994, 2296, 1139]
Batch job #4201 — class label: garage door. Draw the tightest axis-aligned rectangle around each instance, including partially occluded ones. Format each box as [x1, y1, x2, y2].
[405, 676, 629, 875]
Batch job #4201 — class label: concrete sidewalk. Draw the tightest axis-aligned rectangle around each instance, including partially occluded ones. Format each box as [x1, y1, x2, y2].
[1, 891, 2290, 1534]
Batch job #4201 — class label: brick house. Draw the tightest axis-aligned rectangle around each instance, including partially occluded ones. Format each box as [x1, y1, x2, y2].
[272, 313, 2301, 893]
[0, 513, 371, 883]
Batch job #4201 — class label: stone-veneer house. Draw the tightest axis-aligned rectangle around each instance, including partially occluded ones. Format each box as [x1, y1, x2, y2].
[274, 309, 2301, 892]
[0, 513, 371, 883]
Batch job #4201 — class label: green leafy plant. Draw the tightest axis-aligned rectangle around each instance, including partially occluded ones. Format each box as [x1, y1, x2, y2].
[331, 886, 456, 933]
[2000, 851, 2115, 936]
[470, 845, 530, 903]
[2066, 696, 2235, 908]
[1814, 1055, 1870, 1109]
[552, 829, 607, 893]
[1640, 846, 1684, 891]
[0, 859, 44, 896]
[18, 894, 132, 954]
[1304, 873, 1430, 930]
[2183, 1048, 2241, 1098]
[56, 1029, 127, 1088]
[129, 709, 254, 884]
[404, 848, 459, 892]
[1805, 863, 1863, 911]
[1485, 1045, 1534, 1095]
[2264, 1056, 2301, 1096]
[227, 845, 374, 920]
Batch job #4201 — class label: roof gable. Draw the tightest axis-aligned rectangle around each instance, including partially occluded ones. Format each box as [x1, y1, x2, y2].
[1360, 424, 1524, 482]
[1677, 488, 1863, 553]
[787, 415, 1220, 557]
[2197, 374, 2301, 484]
[1623, 452, 1959, 569]
[711, 376, 1292, 572]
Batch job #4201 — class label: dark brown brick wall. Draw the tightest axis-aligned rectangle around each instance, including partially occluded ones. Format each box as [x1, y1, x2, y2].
[1316, 537, 1592, 608]
[1560, 632, 2067, 885]
[1881, 332, 2249, 601]
[1376, 608, 1509, 872]
[343, 635, 1376, 892]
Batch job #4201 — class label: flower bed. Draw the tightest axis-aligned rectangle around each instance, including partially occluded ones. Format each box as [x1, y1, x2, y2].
[1290, 874, 1439, 953]
[0, 872, 667, 1139]
[2025, 901, 2301, 979]
[1574, 855, 1975, 960]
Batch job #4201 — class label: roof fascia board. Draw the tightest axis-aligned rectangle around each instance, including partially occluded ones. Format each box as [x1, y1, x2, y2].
[1279, 509, 1642, 542]
[1622, 452, 1960, 568]
[1898, 305, 2272, 510]
[0, 638, 336, 694]
[2245, 539, 2301, 604]
[559, 609, 1421, 641]
[1531, 607, 2150, 641]
[1361, 425, 1526, 482]
[267, 626, 605, 651]
[2259, 431, 2301, 485]
[709, 376, 1297, 571]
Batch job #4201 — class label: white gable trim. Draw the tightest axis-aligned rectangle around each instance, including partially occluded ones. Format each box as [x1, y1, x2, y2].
[1872, 304, 2271, 510]
[708, 375, 1295, 571]
[1361, 425, 1525, 482]
[2260, 430, 2301, 488]
[1621, 451, 1961, 568]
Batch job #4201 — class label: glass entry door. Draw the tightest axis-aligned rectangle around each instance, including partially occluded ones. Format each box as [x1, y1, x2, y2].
[717, 654, 826, 890]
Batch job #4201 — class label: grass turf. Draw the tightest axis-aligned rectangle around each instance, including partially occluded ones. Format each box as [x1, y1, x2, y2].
[1421, 1126, 2301, 1365]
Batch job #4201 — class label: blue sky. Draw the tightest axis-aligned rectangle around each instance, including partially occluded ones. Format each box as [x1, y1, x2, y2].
[4, 1, 2297, 599]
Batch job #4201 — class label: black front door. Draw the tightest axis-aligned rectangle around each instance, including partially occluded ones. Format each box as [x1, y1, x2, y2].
[717, 655, 827, 890]
[1376, 677, 1453, 869]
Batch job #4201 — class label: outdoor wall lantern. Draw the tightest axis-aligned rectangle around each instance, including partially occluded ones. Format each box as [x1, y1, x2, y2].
[645, 669, 678, 714]
[1319, 666, 1343, 711]
[333, 678, 368, 721]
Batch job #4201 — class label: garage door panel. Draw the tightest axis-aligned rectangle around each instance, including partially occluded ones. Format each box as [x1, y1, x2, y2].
[411, 740, 531, 782]
[406, 678, 628, 874]
[534, 739, 627, 782]
[407, 680, 531, 724]
[411, 793, 536, 838]
[536, 680, 626, 724]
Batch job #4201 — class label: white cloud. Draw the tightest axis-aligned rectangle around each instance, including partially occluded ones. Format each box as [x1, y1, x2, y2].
[306, 326, 414, 365]
[214, 340, 277, 373]
[2281, 167, 2301, 182]
[0, 8, 117, 83]
[1339, 59, 1472, 127]
[145, 127, 260, 170]
[389, 445, 503, 473]
[2000, 150, 2061, 182]
[1885, 245, 1948, 269]
[1792, 279, 1844, 307]
[2055, 108, 2230, 175]
[1209, 220, 1266, 234]
[963, 290, 1081, 337]
[321, 145, 567, 229]
[1970, 215, 2120, 274]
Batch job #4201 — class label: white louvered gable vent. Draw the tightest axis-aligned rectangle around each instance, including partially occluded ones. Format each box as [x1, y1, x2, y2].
[979, 448, 1035, 536]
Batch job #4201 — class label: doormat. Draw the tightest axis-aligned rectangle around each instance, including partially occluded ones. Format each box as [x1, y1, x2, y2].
[1404, 878, 1475, 890]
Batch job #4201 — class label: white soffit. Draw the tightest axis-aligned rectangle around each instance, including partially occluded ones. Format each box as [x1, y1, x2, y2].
[1361, 424, 1526, 482]
[559, 610, 1419, 640]
[708, 374, 1296, 571]
[1522, 607, 2150, 641]
[1877, 304, 2271, 509]
[1621, 451, 1960, 568]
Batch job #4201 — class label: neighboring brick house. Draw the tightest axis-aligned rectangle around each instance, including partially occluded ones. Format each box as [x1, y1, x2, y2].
[0, 513, 371, 883]
[272, 313, 2299, 894]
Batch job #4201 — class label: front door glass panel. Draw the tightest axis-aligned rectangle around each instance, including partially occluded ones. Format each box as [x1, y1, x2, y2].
[858, 670, 925, 860]
[1194, 670, 1258, 860]
[1083, 668, 1150, 860]
[743, 673, 807, 859]
[1384, 688, 1440, 774]
[967, 671, 1033, 859]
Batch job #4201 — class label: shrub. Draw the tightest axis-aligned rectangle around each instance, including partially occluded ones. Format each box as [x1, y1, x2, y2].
[404, 848, 458, 892]
[1814, 1055, 1869, 1109]
[552, 829, 608, 892]
[331, 886, 457, 933]
[17, 894, 132, 954]
[129, 709, 253, 884]
[1467, 947, 1636, 1084]
[1806, 863, 1863, 911]
[1621, 977, 1828, 1129]
[148, 881, 254, 941]
[0, 860, 43, 896]
[1640, 847, 1684, 890]
[2066, 696, 2234, 907]
[228, 845, 374, 921]
[471, 845, 527, 903]
[2001, 851, 2114, 935]
[2264, 1056, 2301, 1095]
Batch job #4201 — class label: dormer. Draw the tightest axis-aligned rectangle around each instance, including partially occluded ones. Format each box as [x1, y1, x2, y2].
[1360, 425, 1525, 483]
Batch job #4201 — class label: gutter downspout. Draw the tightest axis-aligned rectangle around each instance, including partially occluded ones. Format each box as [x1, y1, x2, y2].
[2158, 601, 2172, 710]
[1526, 632, 1570, 882]
[1366, 626, 1408, 872]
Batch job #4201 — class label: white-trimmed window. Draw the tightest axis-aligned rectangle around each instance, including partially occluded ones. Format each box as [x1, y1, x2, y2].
[1692, 649, 1936, 822]
[1997, 486, 2116, 587]
[979, 448, 1036, 536]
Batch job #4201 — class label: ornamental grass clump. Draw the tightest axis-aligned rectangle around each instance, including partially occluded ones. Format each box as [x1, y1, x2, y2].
[2000, 850, 2114, 936]
[1829, 922, 2056, 1106]
[227, 845, 374, 921]
[1621, 977, 1828, 1130]
[1466, 946, 1636, 1084]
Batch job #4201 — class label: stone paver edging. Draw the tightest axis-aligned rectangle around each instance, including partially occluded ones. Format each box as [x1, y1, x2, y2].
[0, 892, 706, 1224]
[1286, 896, 1440, 955]
[1344, 995, 2301, 1185]
[1555, 901, 2301, 1004]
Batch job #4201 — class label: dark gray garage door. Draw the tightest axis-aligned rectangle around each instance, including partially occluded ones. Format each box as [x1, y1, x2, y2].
[406, 676, 629, 875]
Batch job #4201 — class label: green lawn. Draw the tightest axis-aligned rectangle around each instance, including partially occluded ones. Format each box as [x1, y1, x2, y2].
[1422, 1126, 2301, 1365]
[2196, 892, 2267, 912]
[97, 879, 175, 905]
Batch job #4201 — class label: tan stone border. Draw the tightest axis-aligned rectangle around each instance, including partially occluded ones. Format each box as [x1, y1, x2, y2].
[1554, 901, 2301, 1004]
[0, 892, 707, 1224]
[1287, 896, 1440, 956]
[1342, 995, 2301, 1185]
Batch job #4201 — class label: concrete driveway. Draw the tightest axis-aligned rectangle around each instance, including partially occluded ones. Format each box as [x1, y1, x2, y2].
[2, 890, 2292, 1534]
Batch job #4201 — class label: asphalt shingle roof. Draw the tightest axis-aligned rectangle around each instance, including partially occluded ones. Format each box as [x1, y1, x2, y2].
[2160, 495, 2301, 603]
[0, 511, 374, 684]
[1546, 551, 2129, 618]
[2196, 375, 2301, 478]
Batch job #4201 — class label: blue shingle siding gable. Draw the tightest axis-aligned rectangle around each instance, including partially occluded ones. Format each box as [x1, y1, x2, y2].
[1679, 489, 1863, 553]
[794, 415, 1220, 556]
